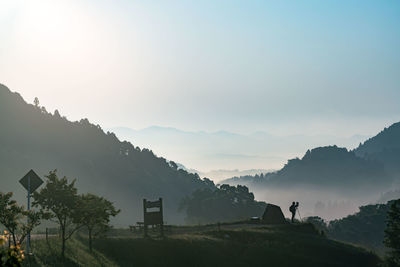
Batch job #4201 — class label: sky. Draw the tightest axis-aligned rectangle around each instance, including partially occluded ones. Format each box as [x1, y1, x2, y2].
[1, 0, 399, 137]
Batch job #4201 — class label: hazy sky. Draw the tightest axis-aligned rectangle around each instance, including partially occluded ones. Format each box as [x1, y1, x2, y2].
[1, 0, 399, 136]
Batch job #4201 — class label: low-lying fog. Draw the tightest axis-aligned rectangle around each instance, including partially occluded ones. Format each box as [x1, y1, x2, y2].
[250, 187, 385, 221]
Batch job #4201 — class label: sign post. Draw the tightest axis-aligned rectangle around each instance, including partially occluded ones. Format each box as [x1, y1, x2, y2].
[19, 169, 43, 254]
[143, 198, 164, 238]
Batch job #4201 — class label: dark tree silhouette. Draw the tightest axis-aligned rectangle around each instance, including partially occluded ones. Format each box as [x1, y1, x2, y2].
[223, 145, 391, 193]
[33, 97, 39, 107]
[77, 193, 120, 252]
[180, 184, 266, 224]
[33, 170, 81, 258]
[384, 199, 400, 266]
[0, 192, 41, 246]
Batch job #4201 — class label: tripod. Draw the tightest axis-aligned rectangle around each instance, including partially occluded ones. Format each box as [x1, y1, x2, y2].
[296, 208, 302, 222]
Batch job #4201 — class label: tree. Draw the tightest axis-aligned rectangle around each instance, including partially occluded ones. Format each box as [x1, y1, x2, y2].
[169, 161, 178, 170]
[384, 199, 400, 266]
[54, 109, 61, 118]
[0, 192, 41, 246]
[33, 97, 39, 107]
[202, 178, 215, 188]
[180, 184, 266, 224]
[305, 216, 327, 235]
[32, 170, 81, 258]
[76, 194, 120, 252]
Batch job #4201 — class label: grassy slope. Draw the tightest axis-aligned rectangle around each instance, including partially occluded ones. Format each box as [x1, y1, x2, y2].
[26, 224, 380, 267]
[93, 224, 380, 267]
[27, 237, 118, 267]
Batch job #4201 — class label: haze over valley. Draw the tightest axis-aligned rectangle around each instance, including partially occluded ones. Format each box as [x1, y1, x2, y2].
[110, 126, 369, 181]
[2, 83, 399, 224]
[1, 1, 400, 266]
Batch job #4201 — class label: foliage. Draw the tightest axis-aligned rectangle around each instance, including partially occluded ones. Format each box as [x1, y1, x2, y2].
[384, 199, 400, 265]
[327, 201, 392, 253]
[76, 194, 120, 252]
[33, 97, 39, 107]
[0, 230, 25, 266]
[222, 146, 390, 193]
[304, 216, 327, 235]
[0, 84, 213, 225]
[0, 192, 41, 247]
[32, 170, 81, 258]
[180, 184, 266, 224]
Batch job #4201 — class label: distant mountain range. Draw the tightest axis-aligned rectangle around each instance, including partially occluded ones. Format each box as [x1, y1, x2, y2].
[222, 122, 400, 196]
[174, 162, 273, 183]
[195, 169, 275, 184]
[110, 126, 369, 180]
[1, 83, 398, 224]
[219, 127, 399, 221]
[0, 84, 213, 226]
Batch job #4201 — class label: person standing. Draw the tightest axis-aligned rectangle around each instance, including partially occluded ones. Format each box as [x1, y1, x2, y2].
[290, 202, 299, 223]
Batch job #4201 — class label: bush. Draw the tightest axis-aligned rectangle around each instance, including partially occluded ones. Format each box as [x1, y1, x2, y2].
[0, 230, 25, 266]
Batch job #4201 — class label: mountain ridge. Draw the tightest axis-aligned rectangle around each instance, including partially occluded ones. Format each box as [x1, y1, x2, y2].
[0, 84, 213, 225]
[109, 125, 370, 172]
[222, 144, 392, 193]
[355, 122, 400, 175]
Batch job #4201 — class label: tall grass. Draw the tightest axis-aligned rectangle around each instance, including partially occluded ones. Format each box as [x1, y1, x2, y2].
[26, 236, 117, 267]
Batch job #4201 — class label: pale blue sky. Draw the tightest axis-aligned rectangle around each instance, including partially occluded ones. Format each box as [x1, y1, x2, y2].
[0, 0, 399, 136]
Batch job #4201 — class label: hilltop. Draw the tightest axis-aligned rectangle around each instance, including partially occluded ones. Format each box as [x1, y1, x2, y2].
[355, 122, 400, 176]
[223, 145, 391, 194]
[222, 121, 400, 192]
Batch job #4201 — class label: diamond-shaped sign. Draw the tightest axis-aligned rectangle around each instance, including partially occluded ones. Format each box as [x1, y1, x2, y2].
[19, 169, 44, 193]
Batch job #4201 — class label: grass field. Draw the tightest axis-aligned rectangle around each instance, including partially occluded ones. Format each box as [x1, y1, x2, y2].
[26, 223, 381, 267]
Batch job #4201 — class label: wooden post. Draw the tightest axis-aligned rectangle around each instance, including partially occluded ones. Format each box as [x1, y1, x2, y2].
[159, 198, 164, 237]
[143, 199, 148, 237]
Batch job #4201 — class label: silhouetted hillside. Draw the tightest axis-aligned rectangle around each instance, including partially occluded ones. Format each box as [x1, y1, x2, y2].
[0, 84, 213, 225]
[223, 145, 391, 194]
[355, 122, 400, 176]
[328, 200, 394, 254]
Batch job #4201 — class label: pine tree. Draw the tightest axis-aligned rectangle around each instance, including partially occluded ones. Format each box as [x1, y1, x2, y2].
[384, 199, 400, 266]
[33, 97, 39, 107]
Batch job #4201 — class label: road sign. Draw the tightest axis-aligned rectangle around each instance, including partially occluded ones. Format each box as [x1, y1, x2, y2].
[19, 169, 43, 193]
[19, 169, 43, 255]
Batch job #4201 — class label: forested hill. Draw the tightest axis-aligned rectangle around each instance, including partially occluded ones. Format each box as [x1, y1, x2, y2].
[0, 84, 213, 225]
[328, 200, 394, 253]
[355, 122, 400, 175]
[223, 145, 391, 194]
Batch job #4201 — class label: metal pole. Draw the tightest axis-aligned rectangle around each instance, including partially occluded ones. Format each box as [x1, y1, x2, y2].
[27, 175, 31, 254]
